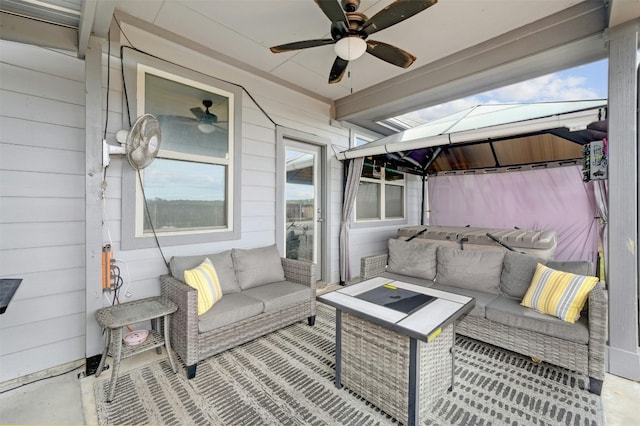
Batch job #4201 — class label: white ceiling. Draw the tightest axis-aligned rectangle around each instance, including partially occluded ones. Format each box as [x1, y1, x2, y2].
[113, 0, 590, 101]
[2, 0, 638, 132]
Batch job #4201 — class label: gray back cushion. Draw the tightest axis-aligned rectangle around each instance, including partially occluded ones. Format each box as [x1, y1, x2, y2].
[233, 245, 286, 290]
[169, 250, 241, 294]
[546, 260, 593, 276]
[499, 254, 594, 299]
[500, 251, 546, 299]
[387, 238, 438, 280]
[435, 246, 505, 294]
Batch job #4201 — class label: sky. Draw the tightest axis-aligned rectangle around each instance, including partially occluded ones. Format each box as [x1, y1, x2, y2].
[404, 59, 609, 123]
[144, 158, 226, 201]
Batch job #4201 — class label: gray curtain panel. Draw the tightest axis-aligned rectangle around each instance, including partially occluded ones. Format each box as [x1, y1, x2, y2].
[593, 179, 608, 279]
[339, 157, 364, 283]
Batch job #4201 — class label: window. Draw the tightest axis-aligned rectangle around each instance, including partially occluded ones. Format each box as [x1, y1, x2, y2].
[121, 52, 242, 249]
[354, 134, 372, 147]
[355, 162, 405, 221]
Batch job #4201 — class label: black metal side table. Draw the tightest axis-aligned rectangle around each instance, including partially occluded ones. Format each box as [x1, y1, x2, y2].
[95, 296, 178, 402]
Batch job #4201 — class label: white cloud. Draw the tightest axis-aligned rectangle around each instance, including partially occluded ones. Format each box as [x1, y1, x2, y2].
[481, 73, 599, 102]
[401, 71, 602, 125]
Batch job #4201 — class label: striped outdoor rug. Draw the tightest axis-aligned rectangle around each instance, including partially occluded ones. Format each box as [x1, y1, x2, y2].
[94, 304, 603, 425]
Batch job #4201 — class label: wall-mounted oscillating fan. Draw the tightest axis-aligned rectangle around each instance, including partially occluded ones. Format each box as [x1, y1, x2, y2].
[103, 114, 161, 170]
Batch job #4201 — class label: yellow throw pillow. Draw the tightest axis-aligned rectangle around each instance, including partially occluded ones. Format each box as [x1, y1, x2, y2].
[521, 263, 598, 323]
[184, 258, 223, 315]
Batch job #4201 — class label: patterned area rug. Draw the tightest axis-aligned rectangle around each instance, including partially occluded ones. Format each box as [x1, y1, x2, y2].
[94, 304, 603, 425]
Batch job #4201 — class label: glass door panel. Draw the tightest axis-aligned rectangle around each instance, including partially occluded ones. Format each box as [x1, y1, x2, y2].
[285, 147, 318, 265]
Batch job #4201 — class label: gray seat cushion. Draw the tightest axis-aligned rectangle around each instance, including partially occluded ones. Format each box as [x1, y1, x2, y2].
[169, 250, 241, 294]
[435, 246, 505, 294]
[198, 293, 264, 333]
[485, 295, 589, 344]
[387, 238, 438, 280]
[377, 271, 435, 288]
[242, 281, 312, 312]
[431, 283, 500, 317]
[233, 245, 286, 290]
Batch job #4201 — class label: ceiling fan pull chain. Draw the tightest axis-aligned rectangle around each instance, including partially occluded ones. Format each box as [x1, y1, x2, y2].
[348, 65, 353, 94]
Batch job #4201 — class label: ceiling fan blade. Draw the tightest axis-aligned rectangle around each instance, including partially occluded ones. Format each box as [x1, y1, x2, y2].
[190, 107, 204, 120]
[329, 56, 349, 84]
[314, 0, 348, 26]
[366, 40, 416, 68]
[270, 38, 335, 53]
[363, 0, 437, 36]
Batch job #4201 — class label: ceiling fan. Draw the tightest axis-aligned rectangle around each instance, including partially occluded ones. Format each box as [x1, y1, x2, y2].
[190, 100, 228, 133]
[270, 0, 437, 84]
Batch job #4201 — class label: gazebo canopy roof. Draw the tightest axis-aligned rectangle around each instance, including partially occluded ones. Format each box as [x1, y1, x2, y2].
[337, 100, 608, 175]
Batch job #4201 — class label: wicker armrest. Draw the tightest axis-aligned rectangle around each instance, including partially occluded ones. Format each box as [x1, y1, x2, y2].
[360, 253, 388, 280]
[587, 282, 608, 380]
[281, 257, 316, 291]
[159, 274, 199, 366]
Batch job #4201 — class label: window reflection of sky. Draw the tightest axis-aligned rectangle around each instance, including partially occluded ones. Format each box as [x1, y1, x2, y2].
[287, 184, 313, 201]
[144, 158, 225, 201]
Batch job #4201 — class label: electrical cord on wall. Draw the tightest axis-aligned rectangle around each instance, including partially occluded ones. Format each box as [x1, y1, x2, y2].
[137, 169, 169, 268]
[110, 264, 124, 305]
[112, 12, 287, 272]
[113, 14, 279, 127]
[102, 28, 112, 187]
[111, 12, 317, 275]
[104, 28, 111, 141]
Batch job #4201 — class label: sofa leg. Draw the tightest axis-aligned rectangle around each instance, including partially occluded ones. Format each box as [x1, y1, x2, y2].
[186, 364, 197, 379]
[589, 377, 603, 395]
[308, 315, 316, 326]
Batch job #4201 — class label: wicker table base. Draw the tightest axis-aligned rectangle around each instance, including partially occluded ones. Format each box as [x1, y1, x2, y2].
[318, 278, 474, 426]
[94, 297, 178, 402]
[340, 312, 454, 425]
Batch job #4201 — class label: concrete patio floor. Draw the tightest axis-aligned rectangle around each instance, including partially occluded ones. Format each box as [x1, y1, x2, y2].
[0, 342, 638, 425]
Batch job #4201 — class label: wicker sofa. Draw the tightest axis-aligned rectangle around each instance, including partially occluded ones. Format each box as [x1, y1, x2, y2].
[160, 244, 316, 379]
[360, 226, 608, 395]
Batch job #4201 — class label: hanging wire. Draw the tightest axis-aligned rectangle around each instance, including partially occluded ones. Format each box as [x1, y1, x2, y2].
[103, 28, 111, 140]
[137, 169, 169, 268]
[111, 12, 317, 273]
[102, 29, 112, 186]
[113, 14, 278, 127]
[349, 61, 354, 94]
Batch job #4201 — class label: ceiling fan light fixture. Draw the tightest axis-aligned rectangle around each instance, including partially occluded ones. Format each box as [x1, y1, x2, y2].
[334, 36, 366, 61]
[197, 121, 216, 133]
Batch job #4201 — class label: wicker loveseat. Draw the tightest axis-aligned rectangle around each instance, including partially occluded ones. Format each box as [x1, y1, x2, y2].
[360, 226, 608, 395]
[160, 244, 316, 379]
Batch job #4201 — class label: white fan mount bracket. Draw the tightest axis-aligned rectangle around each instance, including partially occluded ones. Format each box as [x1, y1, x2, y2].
[102, 114, 161, 170]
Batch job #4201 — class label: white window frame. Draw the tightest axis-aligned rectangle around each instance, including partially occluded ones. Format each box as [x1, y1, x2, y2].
[134, 66, 234, 238]
[120, 50, 242, 250]
[355, 163, 406, 223]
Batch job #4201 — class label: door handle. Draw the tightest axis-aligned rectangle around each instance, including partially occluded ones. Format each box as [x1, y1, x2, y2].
[317, 218, 324, 223]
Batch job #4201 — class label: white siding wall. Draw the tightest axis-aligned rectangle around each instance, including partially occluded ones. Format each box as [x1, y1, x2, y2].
[0, 40, 86, 382]
[0, 21, 422, 381]
[95, 22, 351, 331]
